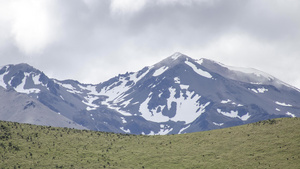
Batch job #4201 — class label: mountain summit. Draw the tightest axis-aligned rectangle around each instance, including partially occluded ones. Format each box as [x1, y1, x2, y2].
[0, 53, 299, 134]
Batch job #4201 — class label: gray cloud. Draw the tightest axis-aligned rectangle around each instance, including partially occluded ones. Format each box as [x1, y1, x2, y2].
[0, 0, 299, 88]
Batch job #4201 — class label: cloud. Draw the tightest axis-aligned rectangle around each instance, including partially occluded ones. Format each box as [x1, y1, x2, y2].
[110, 0, 147, 15]
[0, 0, 58, 54]
[0, 0, 299, 88]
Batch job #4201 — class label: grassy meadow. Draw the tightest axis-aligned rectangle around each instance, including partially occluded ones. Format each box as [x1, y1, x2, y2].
[1, 118, 300, 168]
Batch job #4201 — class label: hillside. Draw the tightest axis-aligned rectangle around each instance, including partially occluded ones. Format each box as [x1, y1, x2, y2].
[0, 87, 86, 130]
[1, 117, 299, 168]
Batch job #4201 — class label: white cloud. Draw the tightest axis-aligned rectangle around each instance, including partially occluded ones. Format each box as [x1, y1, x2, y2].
[156, 0, 215, 6]
[0, 0, 299, 89]
[110, 0, 147, 16]
[4, 0, 58, 54]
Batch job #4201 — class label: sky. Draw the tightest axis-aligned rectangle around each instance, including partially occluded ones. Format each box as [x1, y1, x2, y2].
[0, 0, 299, 88]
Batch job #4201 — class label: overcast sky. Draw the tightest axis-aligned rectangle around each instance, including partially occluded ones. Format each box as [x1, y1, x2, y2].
[0, 0, 299, 88]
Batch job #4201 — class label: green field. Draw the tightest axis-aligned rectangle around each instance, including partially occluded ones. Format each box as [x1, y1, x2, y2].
[1, 118, 300, 168]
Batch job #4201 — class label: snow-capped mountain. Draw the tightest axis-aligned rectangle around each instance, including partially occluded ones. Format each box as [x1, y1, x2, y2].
[0, 53, 299, 134]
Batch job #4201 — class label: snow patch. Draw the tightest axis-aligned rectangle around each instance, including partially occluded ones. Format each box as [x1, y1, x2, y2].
[56, 81, 82, 94]
[213, 122, 224, 126]
[120, 127, 130, 133]
[100, 81, 131, 103]
[101, 101, 132, 116]
[32, 74, 46, 87]
[139, 87, 209, 124]
[185, 60, 212, 79]
[156, 124, 173, 135]
[286, 112, 296, 117]
[174, 77, 180, 84]
[171, 52, 182, 60]
[174, 77, 190, 90]
[167, 87, 209, 124]
[60, 95, 65, 100]
[221, 99, 231, 104]
[156, 128, 173, 135]
[120, 117, 127, 123]
[220, 99, 243, 106]
[0, 69, 9, 89]
[85, 85, 99, 95]
[275, 101, 292, 107]
[250, 87, 268, 93]
[276, 108, 280, 111]
[121, 98, 132, 108]
[257, 87, 268, 93]
[132, 101, 139, 105]
[195, 59, 203, 65]
[61, 83, 74, 90]
[141, 125, 173, 135]
[153, 66, 168, 76]
[217, 109, 251, 121]
[99, 67, 152, 105]
[14, 73, 40, 94]
[31, 74, 40, 85]
[139, 97, 169, 123]
[158, 91, 163, 98]
[86, 107, 96, 111]
[82, 95, 99, 111]
[178, 125, 190, 134]
[180, 84, 189, 90]
[148, 131, 155, 135]
[251, 89, 258, 93]
[77, 84, 100, 96]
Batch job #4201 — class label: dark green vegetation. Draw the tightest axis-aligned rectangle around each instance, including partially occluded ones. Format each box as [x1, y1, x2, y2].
[1, 118, 300, 169]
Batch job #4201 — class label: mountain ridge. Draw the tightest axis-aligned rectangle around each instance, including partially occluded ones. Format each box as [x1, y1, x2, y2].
[0, 52, 299, 135]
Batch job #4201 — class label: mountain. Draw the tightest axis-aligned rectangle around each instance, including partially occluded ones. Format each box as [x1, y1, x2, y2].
[0, 53, 299, 134]
[0, 86, 86, 129]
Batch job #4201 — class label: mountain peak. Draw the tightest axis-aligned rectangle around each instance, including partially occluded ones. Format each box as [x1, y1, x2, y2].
[155, 52, 192, 66]
[168, 52, 192, 61]
[170, 52, 184, 60]
[149, 52, 188, 69]
[1, 63, 40, 74]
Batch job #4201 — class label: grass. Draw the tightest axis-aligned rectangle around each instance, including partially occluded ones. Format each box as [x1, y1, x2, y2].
[0, 118, 300, 168]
